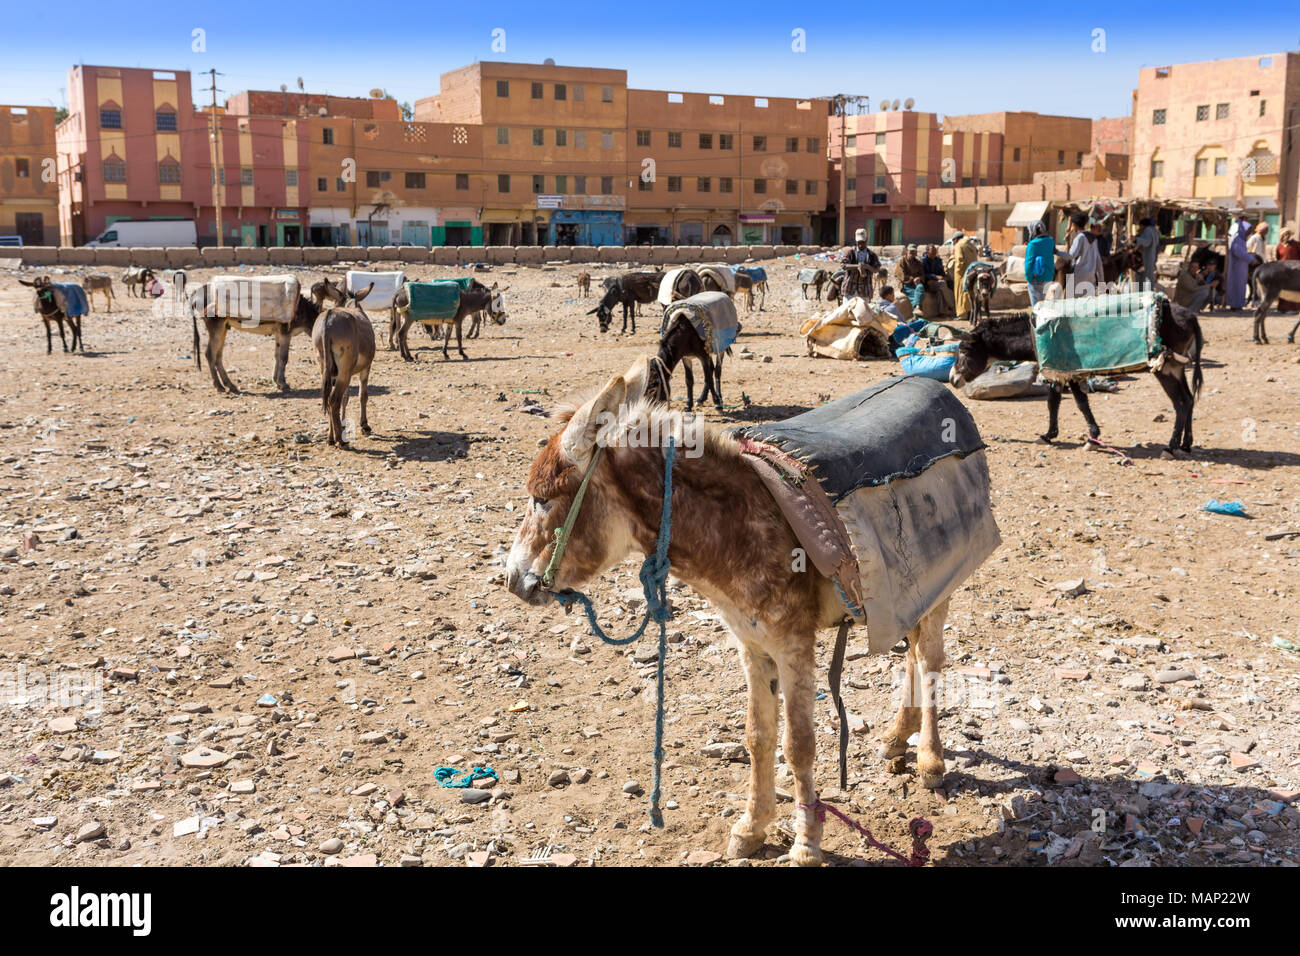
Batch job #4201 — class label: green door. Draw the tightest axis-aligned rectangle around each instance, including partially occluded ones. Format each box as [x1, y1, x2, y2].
[240, 225, 256, 247]
[430, 226, 446, 247]
[470, 226, 484, 247]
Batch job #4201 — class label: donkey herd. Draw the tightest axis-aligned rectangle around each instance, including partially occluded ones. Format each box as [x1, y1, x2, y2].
[13, 248, 1296, 865]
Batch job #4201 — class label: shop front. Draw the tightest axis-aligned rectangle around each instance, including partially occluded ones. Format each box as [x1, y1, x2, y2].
[548, 208, 623, 247]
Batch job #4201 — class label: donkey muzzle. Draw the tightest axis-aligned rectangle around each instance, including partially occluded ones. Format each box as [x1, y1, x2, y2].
[506, 567, 552, 606]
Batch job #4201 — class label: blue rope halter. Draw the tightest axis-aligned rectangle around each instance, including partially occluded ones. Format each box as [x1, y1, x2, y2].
[551, 436, 678, 828]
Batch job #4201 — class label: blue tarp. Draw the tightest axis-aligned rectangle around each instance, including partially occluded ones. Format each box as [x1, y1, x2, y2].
[47, 283, 90, 318]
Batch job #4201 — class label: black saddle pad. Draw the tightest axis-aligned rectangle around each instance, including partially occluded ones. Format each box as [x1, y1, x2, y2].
[735, 376, 985, 502]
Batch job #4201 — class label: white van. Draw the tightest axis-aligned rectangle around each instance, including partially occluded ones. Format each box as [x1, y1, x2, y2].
[85, 220, 197, 248]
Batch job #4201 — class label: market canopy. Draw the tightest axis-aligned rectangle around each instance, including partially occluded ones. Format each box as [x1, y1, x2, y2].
[1005, 200, 1051, 227]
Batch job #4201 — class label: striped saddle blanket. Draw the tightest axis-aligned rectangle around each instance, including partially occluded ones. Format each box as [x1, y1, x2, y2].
[661, 291, 739, 355]
[735, 377, 1001, 653]
[1032, 290, 1163, 383]
[403, 278, 473, 322]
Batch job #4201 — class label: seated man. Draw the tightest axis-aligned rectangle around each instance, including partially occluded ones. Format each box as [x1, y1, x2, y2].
[874, 285, 904, 322]
[920, 244, 956, 316]
[898, 245, 927, 310]
[1200, 262, 1223, 310]
[1174, 262, 1212, 314]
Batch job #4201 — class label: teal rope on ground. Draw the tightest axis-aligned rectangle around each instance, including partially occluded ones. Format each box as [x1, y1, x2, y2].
[554, 437, 677, 828]
[434, 765, 498, 788]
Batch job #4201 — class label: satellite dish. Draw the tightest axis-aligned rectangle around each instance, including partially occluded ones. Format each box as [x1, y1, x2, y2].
[369, 88, 384, 98]
[279, 84, 287, 93]
[543, 57, 556, 66]
[318, 106, 327, 116]
[904, 97, 915, 110]
[879, 96, 889, 110]
[891, 99, 901, 111]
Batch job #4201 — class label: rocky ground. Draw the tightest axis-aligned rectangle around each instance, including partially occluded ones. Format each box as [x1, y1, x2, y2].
[0, 255, 1297, 868]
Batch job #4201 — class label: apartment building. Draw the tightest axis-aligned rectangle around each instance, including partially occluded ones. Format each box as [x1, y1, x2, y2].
[0, 105, 59, 245]
[1131, 51, 1300, 236]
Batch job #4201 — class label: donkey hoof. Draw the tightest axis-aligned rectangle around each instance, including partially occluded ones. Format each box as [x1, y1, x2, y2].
[790, 841, 824, 867]
[361, 426, 372, 436]
[726, 830, 766, 860]
[1089, 427, 1101, 440]
[1037, 434, 1055, 445]
[918, 758, 946, 790]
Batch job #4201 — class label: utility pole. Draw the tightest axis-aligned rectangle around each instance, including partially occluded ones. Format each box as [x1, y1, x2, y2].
[824, 94, 869, 247]
[207, 69, 224, 248]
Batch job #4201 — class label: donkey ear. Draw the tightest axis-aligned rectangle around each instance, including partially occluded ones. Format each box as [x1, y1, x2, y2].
[19, 279, 33, 287]
[562, 375, 627, 466]
[355, 282, 374, 303]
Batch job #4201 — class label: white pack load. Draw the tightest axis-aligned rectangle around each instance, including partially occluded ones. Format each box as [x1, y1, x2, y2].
[696, 264, 736, 294]
[204, 274, 300, 323]
[346, 269, 405, 310]
[657, 268, 690, 306]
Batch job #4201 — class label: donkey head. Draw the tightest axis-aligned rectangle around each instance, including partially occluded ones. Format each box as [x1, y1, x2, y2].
[505, 375, 633, 605]
[20, 276, 57, 312]
[948, 328, 992, 389]
[486, 281, 509, 325]
[590, 285, 619, 332]
[310, 277, 351, 309]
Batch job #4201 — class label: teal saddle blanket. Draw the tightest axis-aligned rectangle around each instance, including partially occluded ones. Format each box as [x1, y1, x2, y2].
[404, 278, 474, 321]
[1032, 290, 1163, 381]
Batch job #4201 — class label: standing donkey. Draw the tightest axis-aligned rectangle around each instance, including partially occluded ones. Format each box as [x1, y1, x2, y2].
[505, 376, 984, 865]
[312, 280, 375, 447]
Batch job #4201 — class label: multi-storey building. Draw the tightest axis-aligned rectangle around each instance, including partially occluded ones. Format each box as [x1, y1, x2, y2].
[1131, 51, 1300, 237]
[0, 105, 59, 245]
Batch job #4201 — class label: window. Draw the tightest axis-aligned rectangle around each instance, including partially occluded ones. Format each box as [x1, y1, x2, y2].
[1150, 160, 1164, 178]
[15, 157, 29, 178]
[979, 178, 987, 186]
[531, 82, 543, 99]
[574, 175, 586, 193]
[532, 174, 544, 193]
[456, 173, 469, 190]
[754, 178, 766, 194]
[601, 131, 613, 149]
[1216, 103, 1229, 120]
[786, 137, 799, 153]
[555, 129, 567, 147]
[874, 175, 886, 189]
[1214, 157, 1228, 176]
[915, 174, 927, 188]
[1152, 109, 1166, 125]
[286, 169, 298, 187]
[366, 170, 381, 188]
[1196, 104, 1209, 121]
[498, 174, 511, 192]
[555, 174, 567, 193]
[241, 168, 254, 186]
[103, 160, 126, 182]
[875, 132, 886, 145]
[699, 133, 712, 149]
[1260, 99, 1267, 116]
[155, 110, 177, 132]
[210, 167, 226, 185]
[638, 177, 653, 192]
[807, 137, 819, 153]
[1077, 152, 1083, 164]
[1013, 147, 1022, 160]
[667, 176, 681, 192]
[100, 108, 122, 129]
[496, 80, 509, 98]
[668, 131, 682, 148]
[497, 127, 509, 145]
[405, 172, 425, 189]
[719, 177, 733, 193]
[698, 176, 711, 193]
[846, 135, 857, 149]
[600, 176, 613, 194]
[601, 86, 613, 103]
[636, 129, 651, 147]
[719, 133, 733, 150]
[846, 177, 856, 191]
[785, 179, 798, 195]
[158, 162, 181, 184]
[323, 127, 335, 144]
[317, 177, 328, 191]
[336, 178, 346, 191]
[960, 177, 972, 187]
[805, 180, 818, 195]
[753, 135, 766, 151]
[573, 85, 585, 102]
[575, 130, 587, 148]
[1057, 150, 1064, 164]
[1195, 158, 1208, 176]
[532, 128, 544, 146]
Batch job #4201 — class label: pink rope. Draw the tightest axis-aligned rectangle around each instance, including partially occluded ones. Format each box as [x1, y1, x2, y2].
[799, 800, 933, 866]
[1086, 435, 1134, 466]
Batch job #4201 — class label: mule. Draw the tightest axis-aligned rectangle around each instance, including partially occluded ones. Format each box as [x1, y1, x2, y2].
[392, 280, 507, 361]
[313, 283, 375, 447]
[504, 376, 958, 866]
[188, 274, 346, 393]
[950, 302, 1204, 455]
[21, 276, 84, 353]
[1249, 259, 1300, 344]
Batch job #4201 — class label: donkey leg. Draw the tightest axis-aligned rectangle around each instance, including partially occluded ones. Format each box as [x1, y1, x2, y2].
[1253, 298, 1273, 343]
[273, 328, 293, 392]
[45, 319, 53, 355]
[205, 322, 228, 392]
[455, 319, 467, 360]
[881, 633, 922, 764]
[1068, 381, 1101, 439]
[776, 644, 824, 866]
[726, 645, 780, 860]
[913, 599, 949, 789]
[682, 362, 696, 412]
[399, 318, 415, 362]
[1040, 385, 1062, 443]
[712, 355, 725, 410]
[358, 370, 372, 436]
[1155, 371, 1188, 455]
[56, 318, 69, 353]
[1288, 314, 1300, 344]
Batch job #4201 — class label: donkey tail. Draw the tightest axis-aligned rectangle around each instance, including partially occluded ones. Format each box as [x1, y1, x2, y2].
[1190, 315, 1204, 399]
[322, 329, 339, 414]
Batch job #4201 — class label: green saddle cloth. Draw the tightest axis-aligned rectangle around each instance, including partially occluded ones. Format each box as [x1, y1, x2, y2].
[404, 278, 474, 321]
[1032, 290, 1163, 383]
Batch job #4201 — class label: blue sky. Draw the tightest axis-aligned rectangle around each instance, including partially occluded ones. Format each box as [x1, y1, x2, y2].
[2, 2, 1297, 119]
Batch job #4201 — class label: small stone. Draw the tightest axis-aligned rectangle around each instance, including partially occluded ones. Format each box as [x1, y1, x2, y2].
[1230, 752, 1259, 771]
[180, 746, 232, 768]
[1120, 674, 1149, 692]
[622, 780, 643, 795]
[320, 837, 343, 854]
[686, 849, 722, 865]
[327, 646, 356, 663]
[172, 817, 200, 837]
[547, 770, 570, 788]
[465, 850, 491, 867]
[701, 742, 747, 760]
[229, 779, 255, 794]
[75, 821, 106, 842]
[48, 717, 77, 734]
[1053, 578, 1088, 597]
[358, 732, 387, 745]
[461, 788, 491, 805]
[1154, 669, 1195, 683]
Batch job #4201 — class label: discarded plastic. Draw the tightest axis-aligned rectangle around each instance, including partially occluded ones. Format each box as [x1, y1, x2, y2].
[1201, 500, 1247, 517]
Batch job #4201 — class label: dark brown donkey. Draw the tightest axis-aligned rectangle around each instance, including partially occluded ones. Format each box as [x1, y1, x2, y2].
[21, 276, 85, 353]
[391, 280, 508, 360]
[313, 282, 375, 447]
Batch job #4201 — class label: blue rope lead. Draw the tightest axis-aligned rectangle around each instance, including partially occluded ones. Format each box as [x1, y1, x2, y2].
[554, 437, 677, 828]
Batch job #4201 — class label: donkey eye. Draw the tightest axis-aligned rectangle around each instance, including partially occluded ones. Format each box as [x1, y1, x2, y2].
[532, 496, 550, 513]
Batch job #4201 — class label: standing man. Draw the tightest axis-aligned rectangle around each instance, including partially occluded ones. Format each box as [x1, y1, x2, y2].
[1067, 213, 1102, 297]
[951, 232, 979, 319]
[1225, 212, 1251, 310]
[1134, 217, 1160, 292]
[1245, 221, 1269, 305]
[1024, 221, 1057, 307]
[842, 228, 880, 300]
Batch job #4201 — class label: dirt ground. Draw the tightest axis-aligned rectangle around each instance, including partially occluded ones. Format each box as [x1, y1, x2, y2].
[0, 256, 1297, 868]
